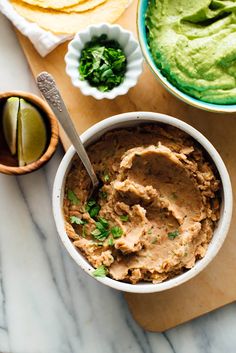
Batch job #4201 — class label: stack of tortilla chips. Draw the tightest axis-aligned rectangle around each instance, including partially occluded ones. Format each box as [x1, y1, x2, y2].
[10, 0, 131, 34]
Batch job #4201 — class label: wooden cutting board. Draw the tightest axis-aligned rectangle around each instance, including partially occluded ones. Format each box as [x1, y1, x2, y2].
[15, 0, 236, 332]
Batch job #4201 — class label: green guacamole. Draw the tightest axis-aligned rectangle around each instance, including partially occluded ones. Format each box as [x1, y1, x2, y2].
[146, 0, 236, 104]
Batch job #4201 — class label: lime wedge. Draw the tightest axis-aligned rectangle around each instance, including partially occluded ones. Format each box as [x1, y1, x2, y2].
[18, 99, 47, 167]
[2, 97, 20, 155]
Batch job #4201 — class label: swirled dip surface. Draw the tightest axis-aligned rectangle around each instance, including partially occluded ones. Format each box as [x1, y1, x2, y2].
[146, 0, 236, 104]
[64, 125, 220, 284]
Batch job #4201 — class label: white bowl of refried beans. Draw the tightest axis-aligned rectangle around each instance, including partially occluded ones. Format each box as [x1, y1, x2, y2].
[53, 112, 232, 293]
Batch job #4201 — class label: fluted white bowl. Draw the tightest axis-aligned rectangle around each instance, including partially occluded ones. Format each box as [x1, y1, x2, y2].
[65, 23, 143, 100]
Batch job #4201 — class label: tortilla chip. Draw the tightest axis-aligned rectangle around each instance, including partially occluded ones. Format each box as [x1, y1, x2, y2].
[10, 0, 131, 34]
[63, 0, 106, 13]
[20, 0, 83, 9]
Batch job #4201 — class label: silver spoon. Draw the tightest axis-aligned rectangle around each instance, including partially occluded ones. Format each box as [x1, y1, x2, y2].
[36, 72, 99, 193]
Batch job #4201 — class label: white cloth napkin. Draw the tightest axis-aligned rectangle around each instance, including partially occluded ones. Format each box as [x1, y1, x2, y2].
[0, 0, 71, 57]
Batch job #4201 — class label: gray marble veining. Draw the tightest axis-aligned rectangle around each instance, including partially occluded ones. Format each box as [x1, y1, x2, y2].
[0, 13, 236, 353]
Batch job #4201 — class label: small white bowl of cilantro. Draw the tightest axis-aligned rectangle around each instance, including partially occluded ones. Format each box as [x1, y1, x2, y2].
[65, 23, 143, 99]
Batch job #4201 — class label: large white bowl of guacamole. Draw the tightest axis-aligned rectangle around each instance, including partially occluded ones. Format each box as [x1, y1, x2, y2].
[138, 0, 236, 111]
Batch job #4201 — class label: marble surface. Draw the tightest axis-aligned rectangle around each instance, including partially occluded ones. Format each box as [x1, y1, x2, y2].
[0, 13, 236, 353]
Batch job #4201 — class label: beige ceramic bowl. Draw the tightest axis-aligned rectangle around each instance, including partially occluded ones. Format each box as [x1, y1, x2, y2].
[53, 112, 233, 294]
[0, 91, 59, 175]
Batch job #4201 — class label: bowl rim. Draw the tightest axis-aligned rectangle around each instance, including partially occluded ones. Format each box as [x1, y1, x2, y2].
[53, 111, 233, 294]
[136, 0, 236, 113]
[0, 91, 59, 175]
[65, 22, 143, 100]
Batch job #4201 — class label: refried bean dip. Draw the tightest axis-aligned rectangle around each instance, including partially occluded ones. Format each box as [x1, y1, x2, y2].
[63, 124, 221, 284]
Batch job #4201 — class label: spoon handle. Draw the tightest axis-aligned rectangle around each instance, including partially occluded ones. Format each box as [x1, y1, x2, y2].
[36, 72, 99, 189]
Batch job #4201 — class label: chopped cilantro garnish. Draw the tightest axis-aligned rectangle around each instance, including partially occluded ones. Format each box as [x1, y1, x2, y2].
[95, 222, 105, 232]
[111, 226, 123, 239]
[92, 265, 108, 277]
[99, 231, 110, 240]
[98, 217, 109, 229]
[104, 173, 110, 182]
[147, 228, 152, 235]
[67, 190, 80, 205]
[120, 215, 129, 222]
[85, 200, 96, 210]
[79, 34, 127, 92]
[94, 217, 108, 231]
[91, 229, 102, 237]
[108, 237, 114, 246]
[91, 217, 111, 241]
[99, 191, 107, 199]
[85, 199, 101, 218]
[91, 218, 124, 241]
[90, 205, 100, 218]
[70, 216, 86, 225]
[168, 230, 179, 240]
[82, 225, 87, 238]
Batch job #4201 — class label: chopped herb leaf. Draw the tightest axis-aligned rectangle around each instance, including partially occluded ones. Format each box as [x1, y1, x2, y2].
[108, 237, 114, 246]
[92, 228, 110, 241]
[92, 265, 108, 277]
[86, 199, 96, 210]
[104, 173, 110, 182]
[91, 229, 101, 237]
[82, 226, 87, 238]
[111, 226, 123, 239]
[79, 34, 127, 92]
[147, 228, 152, 235]
[98, 217, 109, 229]
[95, 222, 105, 232]
[92, 217, 110, 241]
[168, 230, 179, 240]
[90, 205, 100, 218]
[67, 190, 80, 205]
[70, 216, 86, 225]
[85, 199, 101, 218]
[99, 191, 107, 199]
[98, 231, 110, 240]
[120, 215, 129, 222]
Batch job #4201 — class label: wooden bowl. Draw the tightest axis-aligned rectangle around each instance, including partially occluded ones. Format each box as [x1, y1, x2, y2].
[0, 91, 59, 175]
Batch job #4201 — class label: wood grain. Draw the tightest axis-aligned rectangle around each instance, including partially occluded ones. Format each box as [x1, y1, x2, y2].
[14, 0, 236, 331]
